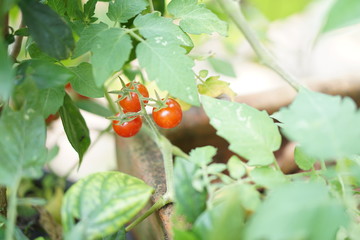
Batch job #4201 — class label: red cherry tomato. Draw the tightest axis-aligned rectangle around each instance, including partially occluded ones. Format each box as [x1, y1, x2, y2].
[118, 82, 149, 112]
[45, 113, 59, 125]
[152, 98, 182, 129]
[112, 115, 142, 137]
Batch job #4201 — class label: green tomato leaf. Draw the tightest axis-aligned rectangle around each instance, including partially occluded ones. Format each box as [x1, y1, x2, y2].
[0, 109, 48, 186]
[84, 0, 98, 21]
[136, 39, 199, 105]
[272, 88, 360, 160]
[59, 94, 90, 163]
[91, 28, 132, 87]
[208, 57, 236, 78]
[107, 0, 148, 23]
[168, 0, 228, 36]
[134, 12, 193, 47]
[321, 0, 360, 32]
[67, 0, 83, 20]
[62, 171, 153, 239]
[69, 62, 103, 98]
[227, 156, 246, 179]
[19, 0, 75, 60]
[72, 22, 108, 58]
[198, 76, 236, 101]
[174, 157, 207, 224]
[189, 146, 217, 167]
[27, 42, 57, 62]
[0, 39, 15, 101]
[202, 96, 281, 166]
[250, 166, 287, 189]
[245, 182, 349, 240]
[76, 100, 112, 118]
[47, 0, 66, 16]
[294, 145, 317, 171]
[38, 86, 66, 118]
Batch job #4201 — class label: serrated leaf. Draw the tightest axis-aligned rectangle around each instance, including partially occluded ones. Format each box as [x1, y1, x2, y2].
[47, 0, 66, 16]
[91, 28, 132, 87]
[0, 109, 48, 186]
[107, 0, 148, 23]
[0, 39, 15, 101]
[84, 0, 98, 21]
[208, 57, 236, 77]
[62, 171, 153, 239]
[174, 157, 207, 224]
[198, 76, 236, 101]
[227, 156, 246, 179]
[38, 86, 66, 118]
[136, 39, 199, 105]
[321, 0, 360, 32]
[272, 88, 360, 160]
[59, 94, 90, 163]
[189, 146, 217, 166]
[19, 0, 75, 60]
[168, 0, 228, 36]
[76, 100, 112, 117]
[294, 146, 317, 171]
[207, 163, 226, 174]
[69, 62, 103, 98]
[202, 96, 281, 166]
[250, 166, 287, 189]
[67, 0, 83, 20]
[134, 12, 193, 47]
[72, 22, 108, 58]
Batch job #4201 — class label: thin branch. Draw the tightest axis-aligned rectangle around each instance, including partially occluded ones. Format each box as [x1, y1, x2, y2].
[10, 17, 25, 62]
[0, 186, 6, 217]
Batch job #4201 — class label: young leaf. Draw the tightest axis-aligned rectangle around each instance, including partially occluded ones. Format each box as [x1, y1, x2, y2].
[83, 0, 98, 21]
[294, 145, 317, 171]
[0, 109, 48, 186]
[272, 88, 360, 160]
[174, 157, 207, 224]
[19, 0, 75, 60]
[134, 12, 193, 47]
[107, 0, 148, 23]
[250, 166, 287, 189]
[0, 39, 15, 101]
[202, 96, 281, 166]
[91, 28, 132, 87]
[38, 86, 66, 118]
[67, 0, 83, 20]
[167, 0, 228, 36]
[227, 156, 246, 179]
[62, 171, 153, 239]
[69, 62, 104, 98]
[136, 39, 199, 105]
[189, 146, 217, 167]
[208, 57, 236, 77]
[198, 76, 236, 101]
[59, 94, 90, 163]
[321, 0, 360, 32]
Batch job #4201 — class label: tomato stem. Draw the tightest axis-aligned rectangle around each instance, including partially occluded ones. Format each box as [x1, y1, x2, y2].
[148, 0, 155, 12]
[5, 178, 20, 240]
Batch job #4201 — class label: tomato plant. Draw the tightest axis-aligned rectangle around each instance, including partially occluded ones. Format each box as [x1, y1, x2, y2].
[118, 82, 149, 112]
[152, 98, 182, 129]
[112, 114, 143, 138]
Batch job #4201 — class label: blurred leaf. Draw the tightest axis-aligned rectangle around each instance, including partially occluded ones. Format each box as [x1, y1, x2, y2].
[322, 0, 360, 32]
[174, 229, 198, 240]
[67, 0, 83, 20]
[69, 62, 103, 98]
[272, 88, 360, 160]
[72, 22, 108, 58]
[107, 0, 148, 23]
[202, 96, 281, 166]
[19, 0, 75, 60]
[102, 227, 126, 240]
[27, 42, 57, 61]
[136, 38, 199, 105]
[0, 224, 29, 240]
[245, 182, 349, 240]
[14, 28, 29, 36]
[247, 0, 312, 21]
[134, 12, 193, 47]
[189, 146, 217, 167]
[62, 171, 153, 239]
[76, 100, 112, 117]
[0, 39, 14, 101]
[168, 0, 228, 36]
[84, 0, 98, 21]
[91, 28, 132, 87]
[0, 109, 47, 186]
[174, 157, 207, 224]
[198, 76, 236, 101]
[207, 163, 226, 174]
[250, 166, 287, 189]
[227, 156, 246, 179]
[38, 86, 66, 118]
[59, 94, 90, 163]
[199, 70, 208, 78]
[208, 58, 236, 77]
[46, 0, 66, 16]
[294, 145, 317, 171]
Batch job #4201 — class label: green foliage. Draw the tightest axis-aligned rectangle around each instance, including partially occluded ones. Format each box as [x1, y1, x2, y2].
[59, 94, 91, 163]
[198, 76, 236, 100]
[62, 171, 153, 239]
[273, 88, 360, 160]
[294, 145, 317, 171]
[227, 156, 246, 179]
[0, 39, 14, 101]
[107, 0, 148, 23]
[321, 0, 360, 32]
[168, 0, 228, 36]
[208, 57, 236, 77]
[69, 63, 103, 98]
[38, 86, 66, 118]
[202, 96, 281, 166]
[249, 166, 287, 189]
[76, 100, 112, 118]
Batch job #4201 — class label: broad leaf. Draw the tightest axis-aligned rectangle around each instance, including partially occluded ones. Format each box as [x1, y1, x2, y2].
[250, 166, 287, 189]
[174, 157, 207, 224]
[47, 0, 66, 16]
[245, 182, 349, 240]
[208, 58, 236, 77]
[38, 86, 66, 118]
[91, 28, 132, 87]
[198, 76, 236, 101]
[67, 0, 83, 20]
[136, 39, 199, 105]
[0, 39, 14, 101]
[189, 146, 217, 167]
[69, 63, 103, 98]
[168, 0, 228, 36]
[0, 109, 48, 186]
[272, 88, 360, 160]
[107, 0, 148, 23]
[59, 94, 90, 163]
[202, 96, 281, 165]
[76, 100, 112, 118]
[321, 0, 360, 32]
[134, 12, 193, 47]
[84, 0, 98, 21]
[62, 171, 153, 239]
[19, 0, 75, 60]
[294, 145, 317, 171]
[227, 156, 246, 179]
[27, 42, 57, 62]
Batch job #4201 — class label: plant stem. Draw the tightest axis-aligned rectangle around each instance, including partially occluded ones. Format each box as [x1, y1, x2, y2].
[148, 0, 155, 12]
[126, 30, 145, 43]
[172, 145, 189, 159]
[217, 0, 301, 92]
[5, 178, 20, 240]
[104, 89, 118, 114]
[0, 186, 7, 217]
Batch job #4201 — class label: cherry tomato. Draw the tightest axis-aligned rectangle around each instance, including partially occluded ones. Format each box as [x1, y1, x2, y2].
[152, 98, 182, 129]
[112, 115, 142, 137]
[45, 113, 59, 125]
[119, 82, 149, 112]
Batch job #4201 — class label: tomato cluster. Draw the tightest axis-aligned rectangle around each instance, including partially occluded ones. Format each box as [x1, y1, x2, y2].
[112, 82, 183, 138]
